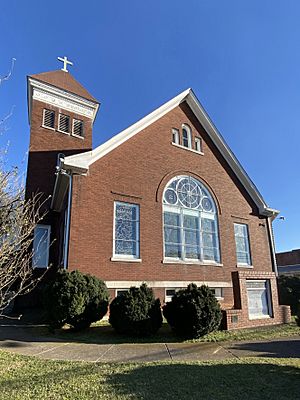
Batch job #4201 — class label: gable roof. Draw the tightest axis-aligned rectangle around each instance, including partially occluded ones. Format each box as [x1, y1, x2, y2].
[62, 88, 278, 218]
[29, 70, 98, 103]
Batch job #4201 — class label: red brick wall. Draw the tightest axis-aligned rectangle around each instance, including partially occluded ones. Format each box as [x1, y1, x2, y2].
[276, 249, 300, 266]
[68, 103, 274, 302]
[26, 98, 93, 199]
[224, 271, 291, 330]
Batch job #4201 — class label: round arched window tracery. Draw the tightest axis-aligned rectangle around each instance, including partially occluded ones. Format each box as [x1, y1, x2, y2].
[163, 175, 220, 263]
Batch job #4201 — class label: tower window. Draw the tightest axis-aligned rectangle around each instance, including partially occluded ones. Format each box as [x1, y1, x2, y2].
[182, 124, 192, 149]
[172, 128, 179, 145]
[42, 109, 55, 129]
[72, 119, 84, 137]
[195, 137, 202, 153]
[58, 114, 70, 134]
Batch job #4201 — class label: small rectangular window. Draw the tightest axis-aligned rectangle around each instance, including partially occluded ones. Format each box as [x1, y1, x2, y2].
[165, 288, 184, 303]
[234, 223, 252, 265]
[116, 289, 129, 297]
[195, 137, 202, 153]
[43, 109, 55, 129]
[58, 114, 70, 134]
[210, 287, 223, 299]
[32, 225, 50, 268]
[113, 202, 140, 259]
[172, 128, 179, 144]
[72, 119, 84, 137]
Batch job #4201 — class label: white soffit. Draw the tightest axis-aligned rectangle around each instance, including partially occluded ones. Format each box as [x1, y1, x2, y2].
[63, 88, 278, 217]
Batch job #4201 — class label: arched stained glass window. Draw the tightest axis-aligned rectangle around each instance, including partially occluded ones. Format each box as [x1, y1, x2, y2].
[163, 175, 220, 263]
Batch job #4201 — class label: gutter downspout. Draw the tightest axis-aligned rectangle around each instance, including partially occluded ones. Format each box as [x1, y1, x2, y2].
[266, 216, 278, 277]
[63, 170, 72, 270]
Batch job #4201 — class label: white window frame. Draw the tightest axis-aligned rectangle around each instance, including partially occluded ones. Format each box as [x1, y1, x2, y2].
[112, 202, 140, 261]
[172, 128, 179, 145]
[182, 124, 192, 149]
[234, 223, 252, 266]
[42, 109, 55, 130]
[210, 287, 223, 300]
[32, 224, 51, 268]
[58, 113, 70, 135]
[246, 280, 272, 319]
[72, 118, 84, 139]
[115, 289, 130, 297]
[195, 137, 203, 153]
[165, 287, 223, 303]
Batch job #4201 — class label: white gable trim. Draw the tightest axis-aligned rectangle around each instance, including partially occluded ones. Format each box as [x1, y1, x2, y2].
[63, 88, 278, 217]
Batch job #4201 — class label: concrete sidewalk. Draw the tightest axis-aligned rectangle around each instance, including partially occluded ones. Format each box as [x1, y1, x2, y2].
[0, 325, 299, 363]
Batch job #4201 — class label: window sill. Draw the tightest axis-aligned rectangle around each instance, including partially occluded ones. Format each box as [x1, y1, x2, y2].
[57, 129, 70, 135]
[163, 259, 223, 267]
[237, 264, 254, 268]
[172, 142, 204, 155]
[72, 133, 84, 140]
[110, 257, 142, 263]
[41, 125, 55, 131]
[249, 315, 271, 320]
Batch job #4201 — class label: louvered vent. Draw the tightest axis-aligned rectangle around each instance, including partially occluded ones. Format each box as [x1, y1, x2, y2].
[43, 109, 55, 129]
[73, 119, 84, 137]
[58, 114, 70, 133]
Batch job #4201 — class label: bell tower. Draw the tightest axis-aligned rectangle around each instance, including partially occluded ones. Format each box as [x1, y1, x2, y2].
[26, 58, 99, 199]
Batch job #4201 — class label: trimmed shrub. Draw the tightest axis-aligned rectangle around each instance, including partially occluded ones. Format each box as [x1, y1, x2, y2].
[278, 275, 300, 315]
[43, 270, 109, 330]
[109, 284, 162, 336]
[163, 283, 222, 339]
[296, 306, 300, 327]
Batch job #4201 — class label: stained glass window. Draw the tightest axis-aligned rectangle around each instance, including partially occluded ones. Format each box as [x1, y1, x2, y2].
[32, 225, 50, 268]
[234, 223, 251, 265]
[114, 202, 139, 258]
[163, 175, 220, 263]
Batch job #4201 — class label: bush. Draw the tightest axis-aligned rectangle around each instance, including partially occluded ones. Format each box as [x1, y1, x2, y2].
[43, 270, 109, 330]
[163, 283, 222, 339]
[109, 284, 162, 336]
[278, 275, 300, 315]
[296, 307, 300, 327]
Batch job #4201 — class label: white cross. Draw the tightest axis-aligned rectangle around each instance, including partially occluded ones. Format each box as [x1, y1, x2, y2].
[57, 56, 73, 72]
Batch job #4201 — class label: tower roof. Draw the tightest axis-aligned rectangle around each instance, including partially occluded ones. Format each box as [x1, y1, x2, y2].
[29, 70, 98, 103]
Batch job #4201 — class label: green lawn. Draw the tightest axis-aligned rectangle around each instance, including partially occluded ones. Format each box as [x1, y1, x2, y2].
[0, 350, 299, 399]
[34, 321, 300, 345]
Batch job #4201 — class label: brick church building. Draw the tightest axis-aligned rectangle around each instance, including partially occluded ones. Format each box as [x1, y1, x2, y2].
[26, 60, 290, 330]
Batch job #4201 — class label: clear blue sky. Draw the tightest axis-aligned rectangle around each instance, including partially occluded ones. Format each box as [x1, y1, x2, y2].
[1, 0, 299, 253]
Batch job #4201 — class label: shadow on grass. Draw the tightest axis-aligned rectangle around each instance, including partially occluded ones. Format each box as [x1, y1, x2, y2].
[0, 356, 299, 400]
[107, 362, 300, 400]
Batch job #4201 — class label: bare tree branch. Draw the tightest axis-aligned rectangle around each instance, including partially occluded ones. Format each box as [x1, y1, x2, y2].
[0, 58, 16, 85]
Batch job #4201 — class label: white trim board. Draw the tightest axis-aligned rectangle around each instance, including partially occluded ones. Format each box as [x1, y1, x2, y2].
[104, 280, 233, 289]
[62, 88, 278, 218]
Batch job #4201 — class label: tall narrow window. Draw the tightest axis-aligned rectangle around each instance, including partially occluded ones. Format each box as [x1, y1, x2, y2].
[234, 223, 252, 265]
[163, 175, 220, 263]
[182, 124, 192, 149]
[58, 114, 70, 134]
[114, 202, 140, 259]
[43, 109, 55, 129]
[32, 225, 50, 268]
[172, 128, 179, 145]
[195, 137, 202, 153]
[72, 119, 84, 137]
